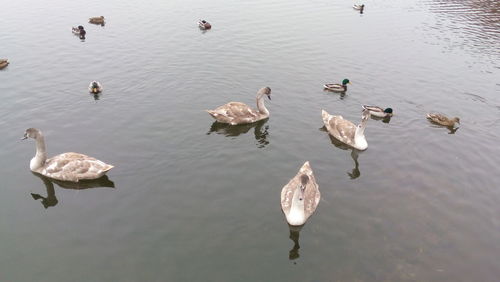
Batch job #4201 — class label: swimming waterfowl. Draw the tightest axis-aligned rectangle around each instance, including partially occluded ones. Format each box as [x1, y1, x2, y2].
[89, 16, 105, 25]
[362, 105, 393, 118]
[207, 87, 272, 125]
[426, 113, 460, 127]
[281, 161, 320, 226]
[324, 79, 350, 92]
[353, 4, 365, 11]
[198, 20, 211, 30]
[0, 59, 9, 69]
[72, 26, 86, 39]
[322, 109, 370, 150]
[88, 81, 103, 94]
[22, 128, 114, 182]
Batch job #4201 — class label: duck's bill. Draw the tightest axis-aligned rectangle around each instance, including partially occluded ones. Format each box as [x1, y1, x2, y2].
[21, 135, 27, 140]
[267, 95, 271, 100]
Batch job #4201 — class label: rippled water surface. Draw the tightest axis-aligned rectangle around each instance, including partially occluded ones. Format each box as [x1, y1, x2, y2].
[1, 0, 499, 281]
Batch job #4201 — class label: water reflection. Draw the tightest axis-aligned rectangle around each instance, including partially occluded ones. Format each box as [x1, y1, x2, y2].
[429, 123, 459, 134]
[321, 127, 361, 179]
[206, 119, 270, 148]
[323, 89, 347, 100]
[287, 224, 303, 261]
[30, 173, 115, 209]
[370, 115, 392, 124]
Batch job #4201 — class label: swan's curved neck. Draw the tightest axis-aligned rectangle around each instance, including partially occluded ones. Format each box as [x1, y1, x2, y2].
[354, 118, 368, 147]
[256, 94, 269, 117]
[287, 187, 306, 225]
[31, 134, 47, 170]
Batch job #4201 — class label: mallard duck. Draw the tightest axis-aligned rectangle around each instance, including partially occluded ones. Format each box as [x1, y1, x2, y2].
[72, 26, 86, 39]
[89, 16, 105, 25]
[362, 105, 393, 118]
[426, 113, 460, 127]
[22, 128, 114, 182]
[353, 4, 365, 11]
[322, 109, 370, 150]
[281, 161, 320, 226]
[207, 87, 271, 125]
[0, 59, 9, 69]
[198, 19, 212, 30]
[324, 79, 350, 92]
[88, 81, 103, 94]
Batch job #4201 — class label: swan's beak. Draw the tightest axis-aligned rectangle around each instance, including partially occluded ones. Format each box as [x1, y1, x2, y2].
[299, 185, 306, 201]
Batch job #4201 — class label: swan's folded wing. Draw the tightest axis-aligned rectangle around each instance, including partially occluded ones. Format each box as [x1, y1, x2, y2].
[209, 102, 259, 124]
[328, 117, 356, 145]
[281, 175, 300, 215]
[42, 153, 113, 182]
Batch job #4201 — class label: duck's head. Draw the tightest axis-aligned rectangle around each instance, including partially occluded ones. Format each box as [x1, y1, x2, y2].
[78, 25, 84, 30]
[384, 108, 393, 115]
[453, 117, 460, 124]
[342, 79, 350, 86]
[22, 128, 41, 140]
[258, 86, 272, 100]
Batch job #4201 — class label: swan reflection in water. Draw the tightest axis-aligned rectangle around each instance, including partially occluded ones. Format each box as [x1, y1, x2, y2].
[206, 119, 270, 148]
[288, 224, 303, 261]
[320, 126, 361, 179]
[30, 172, 115, 209]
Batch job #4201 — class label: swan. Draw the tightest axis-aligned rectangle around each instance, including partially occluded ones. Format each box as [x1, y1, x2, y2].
[89, 16, 105, 25]
[362, 105, 393, 118]
[281, 161, 320, 226]
[22, 128, 113, 182]
[88, 81, 103, 94]
[324, 79, 350, 92]
[0, 59, 9, 69]
[426, 113, 460, 127]
[322, 109, 370, 150]
[207, 87, 271, 125]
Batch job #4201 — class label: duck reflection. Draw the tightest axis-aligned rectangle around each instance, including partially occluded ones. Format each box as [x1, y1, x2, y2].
[429, 124, 459, 134]
[206, 119, 270, 148]
[369, 115, 392, 124]
[323, 89, 347, 100]
[30, 172, 115, 209]
[321, 126, 361, 179]
[288, 224, 303, 261]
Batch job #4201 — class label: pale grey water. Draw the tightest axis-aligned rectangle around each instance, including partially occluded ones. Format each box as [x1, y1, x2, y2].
[1, 0, 499, 281]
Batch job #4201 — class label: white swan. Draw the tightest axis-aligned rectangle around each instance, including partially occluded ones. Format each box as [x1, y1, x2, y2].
[22, 128, 113, 182]
[322, 109, 370, 150]
[207, 87, 271, 125]
[280, 161, 320, 226]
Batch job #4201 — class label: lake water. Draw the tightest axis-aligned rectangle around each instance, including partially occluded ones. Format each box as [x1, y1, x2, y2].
[1, 0, 499, 281]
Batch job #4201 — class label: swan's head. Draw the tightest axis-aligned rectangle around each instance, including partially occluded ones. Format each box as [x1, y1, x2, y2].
[384, 108, 393, 115]
[257, 86, 272, 100]
[342, 79, 350, 86]
[321, 109, 331, 123]
[298, 174, 309, 201]
[22, 128, 41, 140]
[361, 109, 371, 121]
